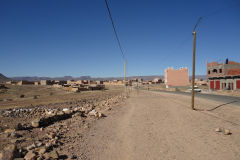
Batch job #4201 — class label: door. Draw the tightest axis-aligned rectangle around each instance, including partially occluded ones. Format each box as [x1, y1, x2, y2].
[210, 81, 214, 89]
[237, 80, 240, 89]
[215, 81, 220, 90]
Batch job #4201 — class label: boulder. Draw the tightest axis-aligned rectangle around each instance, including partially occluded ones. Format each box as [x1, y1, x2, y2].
[27, 143, 36, 151]
[215, 128, 221, 132]
[224, 129, 231, 135]
[0, 144, 16, 160]
[24, 151, 36, 160]
[47, 150, 59, 159]
[31, 119, 40, 128]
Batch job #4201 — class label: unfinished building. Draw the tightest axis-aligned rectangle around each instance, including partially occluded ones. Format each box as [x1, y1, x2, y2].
[164, 67, 189, 87]
[207, 59, 240, 90]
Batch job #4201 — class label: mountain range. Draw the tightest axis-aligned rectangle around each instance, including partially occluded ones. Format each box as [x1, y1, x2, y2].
[0, 73, 207, 82]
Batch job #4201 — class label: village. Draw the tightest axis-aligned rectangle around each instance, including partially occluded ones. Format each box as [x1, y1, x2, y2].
[2, 59, 240, 95]
[1, 0, 240, 159]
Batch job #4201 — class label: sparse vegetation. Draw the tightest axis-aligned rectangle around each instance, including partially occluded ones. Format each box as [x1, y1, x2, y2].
[175, 88, 180, 92]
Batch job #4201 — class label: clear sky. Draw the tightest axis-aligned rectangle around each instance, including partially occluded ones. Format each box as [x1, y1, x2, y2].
[0, 0, 239, 77]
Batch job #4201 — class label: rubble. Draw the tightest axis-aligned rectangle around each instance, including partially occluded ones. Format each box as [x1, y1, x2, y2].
[0, 144, 16, 160]
[24, 150, 36, 160]
[0, 93, 125, 159]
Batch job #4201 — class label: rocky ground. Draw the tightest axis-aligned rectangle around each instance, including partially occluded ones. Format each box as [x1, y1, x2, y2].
[0, 87, 125, 160]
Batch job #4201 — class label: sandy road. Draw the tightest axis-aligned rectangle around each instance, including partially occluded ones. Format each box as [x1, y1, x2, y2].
[79, 90, 240, 160]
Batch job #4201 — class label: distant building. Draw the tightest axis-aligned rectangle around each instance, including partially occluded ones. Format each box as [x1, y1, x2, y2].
[40, 80, 53, 85]
[152, 78, 162, 83]
[17, 80, 34, 85]
[164, 67, 189, 87]
[207, 59, 240, 90]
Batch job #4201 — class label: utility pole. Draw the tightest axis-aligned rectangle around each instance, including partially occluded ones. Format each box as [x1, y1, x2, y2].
[191, 31, 196, 110]
[124, 60, 127, 97]
[191, 17, 202, 110]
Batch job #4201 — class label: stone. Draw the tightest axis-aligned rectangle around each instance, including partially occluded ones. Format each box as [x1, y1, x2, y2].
[57, 111, 64, 116]
[31, 119, 40, 128]
[63, 108, 72, 114]
[48, 150, 59, 159]
[0, 144, 16, 160]
[36, 142, 42, 147]
[47, 132, 56, 139]
[24, 151, 36, 160]
[215, 128, 221, 132]
[27, 143, 36, 151]
[89, 109, 97, 116]
[4, 129, 16, 134]
[98, 112, 105, 118]
[38, 148, 46, 155]
[224, 129, 231, 135]
[11, 132, 21, 138]
[70, 155, 77, 159]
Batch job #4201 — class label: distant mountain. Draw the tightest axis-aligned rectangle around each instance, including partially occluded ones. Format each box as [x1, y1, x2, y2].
[10, 75, 163, 81]
[0, 73, 11, 82]
[10, 75, 207, 81]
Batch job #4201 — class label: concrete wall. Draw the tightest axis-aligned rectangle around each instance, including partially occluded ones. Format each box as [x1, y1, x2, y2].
[164, 68, 189, 87]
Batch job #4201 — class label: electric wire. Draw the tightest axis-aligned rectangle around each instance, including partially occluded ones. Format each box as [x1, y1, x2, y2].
[104, 0, 126, 61]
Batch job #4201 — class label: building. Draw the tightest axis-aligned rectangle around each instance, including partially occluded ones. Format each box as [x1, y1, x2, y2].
[40, 80, 54, 85]
[17, 80, 34, 85]
[207, 59, 240, 90]
[152, 78, 162, 83]
[164, 67, 189, 87]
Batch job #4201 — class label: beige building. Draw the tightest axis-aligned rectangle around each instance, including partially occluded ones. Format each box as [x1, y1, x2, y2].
[165, 67, 189, 87]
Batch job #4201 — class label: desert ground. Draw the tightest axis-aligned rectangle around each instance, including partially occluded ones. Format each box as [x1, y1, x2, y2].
[1, 85, 240, 160]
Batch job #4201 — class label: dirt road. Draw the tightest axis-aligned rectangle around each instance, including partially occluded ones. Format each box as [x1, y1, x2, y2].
[79, 90, 240, 160]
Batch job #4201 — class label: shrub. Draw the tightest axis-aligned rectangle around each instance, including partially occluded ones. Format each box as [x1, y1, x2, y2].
[175, 88, 180, 92]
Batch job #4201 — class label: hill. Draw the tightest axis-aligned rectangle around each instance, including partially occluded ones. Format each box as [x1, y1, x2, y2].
[0, 73, 11, 82]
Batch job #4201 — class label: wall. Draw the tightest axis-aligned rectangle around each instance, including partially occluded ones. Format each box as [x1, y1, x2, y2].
[164, 68, 189, 86]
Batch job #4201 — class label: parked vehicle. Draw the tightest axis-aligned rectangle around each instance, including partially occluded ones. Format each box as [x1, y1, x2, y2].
[189, 86, 202, 92]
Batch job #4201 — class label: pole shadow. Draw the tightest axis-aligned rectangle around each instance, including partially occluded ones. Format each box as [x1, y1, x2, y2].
[206, 101, 237, 111]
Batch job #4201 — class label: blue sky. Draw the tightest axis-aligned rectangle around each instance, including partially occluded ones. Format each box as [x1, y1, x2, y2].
[0, 0, 239, 77]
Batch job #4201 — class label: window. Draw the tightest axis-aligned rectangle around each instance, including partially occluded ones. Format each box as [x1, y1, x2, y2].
[208, 70, 210, 74]
[219, 69, 222, 73]
[213, 69, 217, 73]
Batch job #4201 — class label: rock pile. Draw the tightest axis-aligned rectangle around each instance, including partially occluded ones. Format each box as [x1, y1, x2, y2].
[0, 94, 125, 159]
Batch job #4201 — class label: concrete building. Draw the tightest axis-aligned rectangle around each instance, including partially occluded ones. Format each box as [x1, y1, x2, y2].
[207, 59, 240, 90]
[164, 67, 189, 87]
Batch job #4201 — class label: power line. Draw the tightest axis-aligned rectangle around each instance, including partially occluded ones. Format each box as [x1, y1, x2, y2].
[104, 0, 126, 60]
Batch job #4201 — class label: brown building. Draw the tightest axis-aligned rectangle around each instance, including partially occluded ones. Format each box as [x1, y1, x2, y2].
[164, 67, 189, 87]
[17, 80, 34, 85]
[207, 59, 240, 90]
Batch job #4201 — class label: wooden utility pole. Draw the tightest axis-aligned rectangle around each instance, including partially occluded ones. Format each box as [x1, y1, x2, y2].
[191, 31, 196, 110]
[191, 17, 202, 110]
[124, 60, 127, 97]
